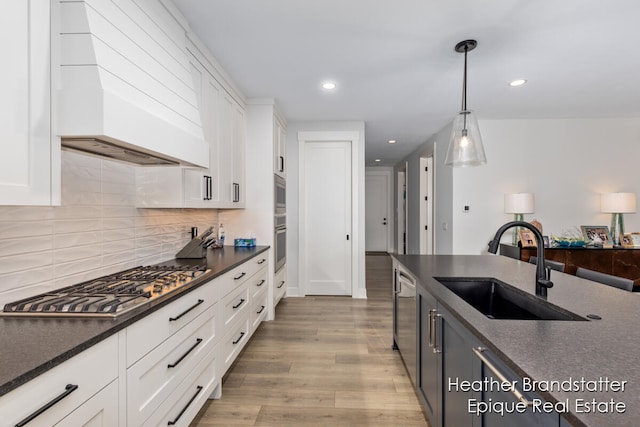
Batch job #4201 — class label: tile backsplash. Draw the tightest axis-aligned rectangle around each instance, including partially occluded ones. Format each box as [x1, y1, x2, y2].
[0, 151, 218, 304]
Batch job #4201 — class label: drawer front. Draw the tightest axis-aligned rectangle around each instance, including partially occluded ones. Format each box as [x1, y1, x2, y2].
[215, 255, 267, 299]
[127, 304, 217, 426]
[55, 379, 119, 427]
[221, 280, 250, 328]
[0, 335, 118, 427]
[126, 281, 215, 366]
[141, 344, 219, 427]
[220, 317, 250, 375]
[249, 267, 268, 300]
[250, 291, 268, 332]
[274, 267, 287, 306]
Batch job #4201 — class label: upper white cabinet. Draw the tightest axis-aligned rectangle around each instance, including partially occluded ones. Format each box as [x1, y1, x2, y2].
[0, 0, 60, 206]
[274, 114, 287, 178]
[136, 39, 246, 209]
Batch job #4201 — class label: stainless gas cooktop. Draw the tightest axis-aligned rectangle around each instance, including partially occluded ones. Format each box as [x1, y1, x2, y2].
[2, 264, 210, 318]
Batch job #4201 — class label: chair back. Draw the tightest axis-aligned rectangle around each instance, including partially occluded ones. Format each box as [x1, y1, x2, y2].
[575, 267, 634, 291]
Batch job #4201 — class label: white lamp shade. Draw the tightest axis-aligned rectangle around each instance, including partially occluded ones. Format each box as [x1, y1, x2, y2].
[601, 192, 636, 213]
[504, 193, 535, 214]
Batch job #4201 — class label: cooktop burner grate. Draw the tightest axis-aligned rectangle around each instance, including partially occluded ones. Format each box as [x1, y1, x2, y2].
[2, 264, 209, 318]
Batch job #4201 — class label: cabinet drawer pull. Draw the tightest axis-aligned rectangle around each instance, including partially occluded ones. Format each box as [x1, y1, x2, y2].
[428, 309, 442, 353]
[16, 384, 78, 427]
[257, 258, 266, 264]
[256, 279, 265, 287]
[234, 272, 246, 280]
[279, 156, 284, 173]
[169, 299, 204, 322]
[232, 331, 246, 345]
[472, 347, 533, 407]
[167, 338, 203, 369]
[277, 281, 285, 289]
[232, 298, 246, 309]
[167, 385, 203, 425]
[257, 305, 266, 314]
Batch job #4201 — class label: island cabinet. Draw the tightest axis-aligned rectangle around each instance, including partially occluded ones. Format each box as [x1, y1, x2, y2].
[417, 286, 475, 427]
[471, 346, 559, 427]
[416, 285, 560, 427]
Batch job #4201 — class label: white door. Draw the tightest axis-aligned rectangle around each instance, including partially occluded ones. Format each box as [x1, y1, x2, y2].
[303, 141, 352, 295]
[365, 173, 389, 252]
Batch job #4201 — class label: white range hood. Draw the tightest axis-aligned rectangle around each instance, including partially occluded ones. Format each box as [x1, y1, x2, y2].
[57, 0, 208, 167]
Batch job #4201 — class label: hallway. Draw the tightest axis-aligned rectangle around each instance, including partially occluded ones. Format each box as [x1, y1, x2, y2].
[191, 254, 428, 426]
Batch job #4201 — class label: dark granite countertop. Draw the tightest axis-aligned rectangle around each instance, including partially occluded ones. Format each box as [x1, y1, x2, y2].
[0, 246, 269, 397]
[392, 254, 640, 427]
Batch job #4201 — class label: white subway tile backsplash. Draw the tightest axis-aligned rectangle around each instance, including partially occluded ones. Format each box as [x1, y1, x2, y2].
[0, 151, 218, 305]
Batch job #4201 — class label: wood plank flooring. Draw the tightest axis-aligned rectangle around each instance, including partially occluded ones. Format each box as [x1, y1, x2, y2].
[191, 254, 429, 426]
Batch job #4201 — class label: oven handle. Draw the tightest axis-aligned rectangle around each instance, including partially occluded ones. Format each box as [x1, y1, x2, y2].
[16, 384, 78, 427]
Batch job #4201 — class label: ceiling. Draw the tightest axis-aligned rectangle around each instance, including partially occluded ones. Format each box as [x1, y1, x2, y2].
[173, 0, 640, 167]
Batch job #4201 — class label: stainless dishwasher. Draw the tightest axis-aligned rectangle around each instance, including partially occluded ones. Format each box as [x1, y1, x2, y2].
[393, 264, 417, 386]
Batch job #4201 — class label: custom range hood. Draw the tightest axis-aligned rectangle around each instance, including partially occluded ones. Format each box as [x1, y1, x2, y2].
[58, 0, 208, 167]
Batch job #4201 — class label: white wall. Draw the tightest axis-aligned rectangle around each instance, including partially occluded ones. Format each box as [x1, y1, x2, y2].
[286, 121, 366, 298]
[397, 117, 640, 255]
[452, 117, 640, 254]
[0, 151, 218, 305]
[396, 122, 454, 255]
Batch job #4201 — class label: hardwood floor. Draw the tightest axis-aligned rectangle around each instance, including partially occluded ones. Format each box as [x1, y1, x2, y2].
[191, 254, 429, 426]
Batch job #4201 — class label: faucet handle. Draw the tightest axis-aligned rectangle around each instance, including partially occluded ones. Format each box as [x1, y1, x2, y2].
[538, 279, 554, 289]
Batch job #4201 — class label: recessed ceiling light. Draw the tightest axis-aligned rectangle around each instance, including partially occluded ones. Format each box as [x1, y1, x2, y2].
[375, 159, 381, 163]
[388, 140, 397, 144]
[322, 82, 336, 90]
[509, 79, 527, 87]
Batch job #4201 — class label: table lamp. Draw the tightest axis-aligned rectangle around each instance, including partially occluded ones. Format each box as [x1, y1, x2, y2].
[504, 193, 535, 245]
[601, 192, 636, 245]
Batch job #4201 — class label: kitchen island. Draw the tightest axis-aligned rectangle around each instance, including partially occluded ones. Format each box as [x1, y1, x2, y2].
[392, 254, 640, 427]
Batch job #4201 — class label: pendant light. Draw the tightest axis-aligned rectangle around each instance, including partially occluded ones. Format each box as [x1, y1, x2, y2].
[444, 39, 487, 167]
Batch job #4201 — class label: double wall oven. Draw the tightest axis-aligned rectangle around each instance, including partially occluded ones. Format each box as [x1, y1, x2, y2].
[274, 174, 286, 273]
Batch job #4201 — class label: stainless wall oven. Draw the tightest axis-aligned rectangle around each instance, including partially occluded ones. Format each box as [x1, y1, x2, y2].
[274, 175, 286, 272]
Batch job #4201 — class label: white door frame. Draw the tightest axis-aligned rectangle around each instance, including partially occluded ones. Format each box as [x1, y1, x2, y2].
[397, 167, 407, 254]
[365, 168, 393, 253]
[419, 156, 434, 254]
[298, 131, 364, 298]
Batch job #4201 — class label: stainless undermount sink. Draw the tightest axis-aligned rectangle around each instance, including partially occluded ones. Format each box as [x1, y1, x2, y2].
[435, 277, 587, 321]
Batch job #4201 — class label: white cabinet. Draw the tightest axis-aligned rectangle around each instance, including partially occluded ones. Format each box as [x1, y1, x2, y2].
[274, 115, 287, 178]
[136, 47, 246, 209]
[274, 266, 287, 309]
[56, 380, 119, 427]
[0, 0, 60, 206]
[0, 335, 118, 426]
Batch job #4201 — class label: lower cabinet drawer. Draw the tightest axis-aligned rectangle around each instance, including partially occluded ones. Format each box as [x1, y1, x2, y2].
[251, 290, 268, 331]
[55, 379, 119, 427]
[274, 268, 286, 306]
[220, 317, 251, 375]
[141, 344, 219, 427]
[127, 304, 217, 426]
[221, 281, 250, 328]
[126, 283, 215, 367]
[0, 335, 118, 427]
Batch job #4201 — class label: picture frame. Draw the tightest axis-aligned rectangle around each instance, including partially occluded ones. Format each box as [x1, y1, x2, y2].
[543, 235, 550, 248]
[621, 233, 635, 248]
[630, 233, 640, 248]
[580, 225, 612, 245]
[519, 229, 537, 247]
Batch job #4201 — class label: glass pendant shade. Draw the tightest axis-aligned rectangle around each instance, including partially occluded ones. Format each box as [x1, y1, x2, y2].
[444, 110, 486, 167]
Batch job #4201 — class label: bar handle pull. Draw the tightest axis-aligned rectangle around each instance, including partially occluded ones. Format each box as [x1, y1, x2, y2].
[16, 384, 78, 427]
[472, 347, 533, 407]
[169, 299, 204, 322]
[167, 338, 203, 368]
[167, 385, 203, 425]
